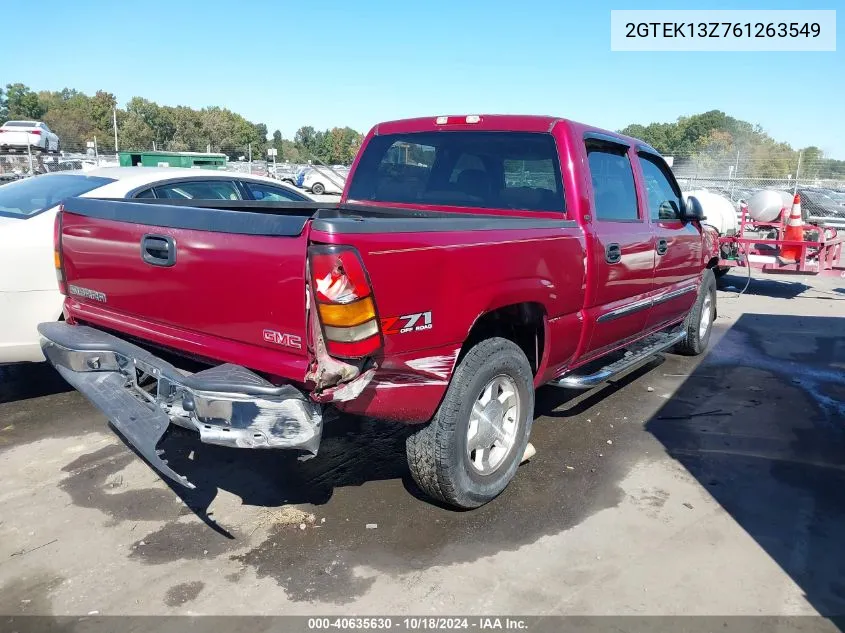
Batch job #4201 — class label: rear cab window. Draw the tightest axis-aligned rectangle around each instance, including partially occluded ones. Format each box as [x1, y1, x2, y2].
[347, 131, 565, 213]
[0, 174, 115, 218]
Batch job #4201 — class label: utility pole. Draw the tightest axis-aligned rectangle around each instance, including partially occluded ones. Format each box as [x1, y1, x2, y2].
[26, 136, 33, 175]
[267, 147, 277, 176]
[94, 136, 99, 165]
[248, 143, 252, 174]
[794, 151, 802, 195]
[112, 108, 119, 152]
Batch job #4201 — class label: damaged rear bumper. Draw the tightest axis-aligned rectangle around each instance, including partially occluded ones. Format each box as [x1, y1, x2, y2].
[37, 322, 322, 489]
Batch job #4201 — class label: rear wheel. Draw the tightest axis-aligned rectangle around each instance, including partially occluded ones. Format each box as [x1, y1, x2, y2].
[674, 269, 716, 356]
[311, 182, 325, 195]
[406, 337, 534, 509]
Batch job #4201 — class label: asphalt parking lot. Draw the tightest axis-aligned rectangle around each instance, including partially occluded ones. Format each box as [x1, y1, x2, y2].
[1, 273, 844, 617]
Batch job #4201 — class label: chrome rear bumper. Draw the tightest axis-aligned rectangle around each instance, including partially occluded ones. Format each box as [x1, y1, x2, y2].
[38, 322, 322, 488]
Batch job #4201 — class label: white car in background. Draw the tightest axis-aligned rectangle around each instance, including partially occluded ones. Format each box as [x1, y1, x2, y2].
[300, 165, 348, 195]
[0, 167, 314, 363]
[0, 121, 61, 153]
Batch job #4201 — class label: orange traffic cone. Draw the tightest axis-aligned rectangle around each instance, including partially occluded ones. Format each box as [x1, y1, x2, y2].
[777, 193, 803, 265]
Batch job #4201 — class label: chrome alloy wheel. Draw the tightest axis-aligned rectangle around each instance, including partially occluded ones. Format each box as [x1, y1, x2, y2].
[466, 375, 520, 475]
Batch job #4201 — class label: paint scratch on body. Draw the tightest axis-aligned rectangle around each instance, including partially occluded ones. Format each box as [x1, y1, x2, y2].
[406, 349, 460, 379]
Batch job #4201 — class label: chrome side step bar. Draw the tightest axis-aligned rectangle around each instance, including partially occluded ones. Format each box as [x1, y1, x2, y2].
[550, 329, 686, 390]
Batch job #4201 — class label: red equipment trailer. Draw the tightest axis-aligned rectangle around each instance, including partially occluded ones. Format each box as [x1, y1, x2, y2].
[718, 201, 845, 277]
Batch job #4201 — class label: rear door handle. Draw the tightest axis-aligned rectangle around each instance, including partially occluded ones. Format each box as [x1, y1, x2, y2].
[605, 243, 622, 264]
[141, 235, 177, 267]
[656, 238, 668, 256]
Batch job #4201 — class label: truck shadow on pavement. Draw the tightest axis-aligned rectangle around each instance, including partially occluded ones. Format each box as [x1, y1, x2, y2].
[718, 272, 810, 299]
[107, 355, 665, 603]
[647, 313, 845, 618]
[149, 359, 660, 526]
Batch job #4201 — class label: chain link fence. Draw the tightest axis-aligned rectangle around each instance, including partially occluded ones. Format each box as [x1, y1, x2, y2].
[670, 152, 844, 196]
[0, 140, 345, 192]
[671, 154, 845, 223]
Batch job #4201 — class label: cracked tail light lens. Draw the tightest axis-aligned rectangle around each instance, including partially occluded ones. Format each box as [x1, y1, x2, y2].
[54, 207, 66, 295]
[309, 245, 382, 359]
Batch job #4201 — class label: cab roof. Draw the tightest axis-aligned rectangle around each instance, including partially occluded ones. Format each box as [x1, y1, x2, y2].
[374, 114, 563, 135]
[372, 114, 659, 155]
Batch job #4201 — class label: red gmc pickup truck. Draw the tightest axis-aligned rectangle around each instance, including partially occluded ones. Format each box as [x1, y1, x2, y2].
[40, 115, 719, 509]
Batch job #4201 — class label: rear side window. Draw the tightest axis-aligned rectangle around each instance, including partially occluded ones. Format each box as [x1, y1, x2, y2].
[0, 174, 114, 218]
[587, 145, 639, 221]
[153, 180, 241, 200]
[347, 131, 564, 212]
[244, 181, 306, 202]
[638, 154, 683, 220]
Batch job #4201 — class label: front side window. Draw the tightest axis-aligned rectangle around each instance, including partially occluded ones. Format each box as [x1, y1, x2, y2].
[587, 145, 639, 221]
[153, 180, 241, 200]
[347, 131, 564, 212]
[638, 154, 683, 220]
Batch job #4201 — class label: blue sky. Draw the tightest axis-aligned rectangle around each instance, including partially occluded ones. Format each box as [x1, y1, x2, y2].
[3, 0, 842, 157]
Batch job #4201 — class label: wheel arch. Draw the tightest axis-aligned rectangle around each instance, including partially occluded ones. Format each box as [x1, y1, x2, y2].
[457, 301, 548, 378]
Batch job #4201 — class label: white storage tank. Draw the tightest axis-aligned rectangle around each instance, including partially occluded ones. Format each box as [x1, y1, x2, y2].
[746, 189, 794, 223]
[683, 190, 738, 236]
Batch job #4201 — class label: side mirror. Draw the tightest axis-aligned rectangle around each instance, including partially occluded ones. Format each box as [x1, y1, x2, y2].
[682, 195, 706, 221]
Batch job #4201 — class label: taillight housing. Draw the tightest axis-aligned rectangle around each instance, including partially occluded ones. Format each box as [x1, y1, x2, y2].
[30, 129, 42, 136]
[54, 207, 66, 295]
[308, 245, 382, 359]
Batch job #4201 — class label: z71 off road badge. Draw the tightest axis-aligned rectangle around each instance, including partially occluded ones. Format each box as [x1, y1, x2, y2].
[381, 311, 433, 335]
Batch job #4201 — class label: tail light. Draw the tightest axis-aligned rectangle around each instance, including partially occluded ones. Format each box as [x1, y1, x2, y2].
[54, 207, 66, 295]
[308, 245, 381, 358]
[30, 129, 42, 136]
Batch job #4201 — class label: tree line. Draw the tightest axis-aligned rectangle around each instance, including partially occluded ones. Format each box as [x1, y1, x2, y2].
[1, 84, 842, 178]
[0, 83, 363, 165]
[620, 110, 844, 180]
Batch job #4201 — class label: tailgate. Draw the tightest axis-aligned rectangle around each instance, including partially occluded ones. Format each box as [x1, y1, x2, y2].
[58, 198, 314, 380]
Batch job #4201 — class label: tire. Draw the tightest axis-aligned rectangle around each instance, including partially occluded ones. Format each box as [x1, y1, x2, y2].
[674, 269, 716, 356]
[713, 266, 730, 279]
[406, 337, 534, 509]
[311, 182, 325, 195]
